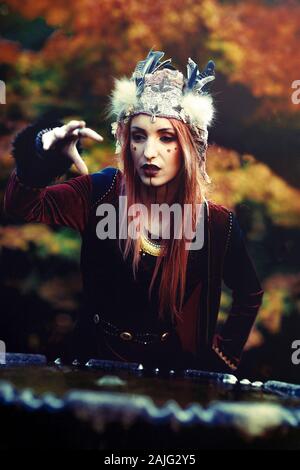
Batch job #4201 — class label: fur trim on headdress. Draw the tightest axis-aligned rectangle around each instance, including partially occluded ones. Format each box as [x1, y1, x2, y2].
[108, 78, 138, 119]
[181, 92, 215, 129]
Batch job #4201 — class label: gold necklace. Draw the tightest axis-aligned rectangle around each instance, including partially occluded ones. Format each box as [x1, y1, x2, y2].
[140, 231, 166, 257]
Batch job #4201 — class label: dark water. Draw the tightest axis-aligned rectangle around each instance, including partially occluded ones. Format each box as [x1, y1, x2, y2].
[0, 364, 299, 409]
[1, 361, 300, 449]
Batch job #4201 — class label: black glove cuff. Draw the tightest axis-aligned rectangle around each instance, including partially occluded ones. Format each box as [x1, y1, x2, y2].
[12, 118, 83, 187]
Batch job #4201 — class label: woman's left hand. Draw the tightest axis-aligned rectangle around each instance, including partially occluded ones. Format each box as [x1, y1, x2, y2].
[42, 120, 103, 175]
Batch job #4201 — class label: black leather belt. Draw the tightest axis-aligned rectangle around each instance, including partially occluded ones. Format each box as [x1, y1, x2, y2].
[93, 314, 171, 345]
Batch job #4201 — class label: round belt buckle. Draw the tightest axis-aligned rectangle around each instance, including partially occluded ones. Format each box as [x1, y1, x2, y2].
[120, 331, 133, 341]
[94, 314, 100, 324]
[161, 332, 170, 342]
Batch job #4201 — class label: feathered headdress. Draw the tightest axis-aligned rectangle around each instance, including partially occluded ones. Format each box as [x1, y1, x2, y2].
[108, 49, 215, 182]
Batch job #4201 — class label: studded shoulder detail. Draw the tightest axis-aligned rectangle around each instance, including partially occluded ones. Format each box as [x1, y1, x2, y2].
[225, 211, 233, 254]
[91, 167, 121, 208]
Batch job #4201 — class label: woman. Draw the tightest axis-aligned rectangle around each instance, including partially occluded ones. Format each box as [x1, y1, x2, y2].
[4, 50, 264, 372]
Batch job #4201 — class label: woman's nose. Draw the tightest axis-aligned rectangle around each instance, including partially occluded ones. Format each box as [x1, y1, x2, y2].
[144, 139, 158, 160]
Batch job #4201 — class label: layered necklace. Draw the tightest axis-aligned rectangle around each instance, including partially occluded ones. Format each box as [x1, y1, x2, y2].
[140, 230, 166, 257]
[139, 186, 170, 257]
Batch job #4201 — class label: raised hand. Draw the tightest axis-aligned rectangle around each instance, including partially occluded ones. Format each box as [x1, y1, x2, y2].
[42, 120, 103, 175]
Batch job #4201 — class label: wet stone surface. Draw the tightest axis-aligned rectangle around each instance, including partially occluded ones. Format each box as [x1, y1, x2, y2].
[0, 354, 300, 449]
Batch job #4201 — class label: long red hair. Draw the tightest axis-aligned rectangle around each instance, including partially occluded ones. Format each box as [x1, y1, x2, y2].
[116, 116, 210, 323]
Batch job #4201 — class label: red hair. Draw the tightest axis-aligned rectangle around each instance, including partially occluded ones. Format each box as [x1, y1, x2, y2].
[116, 117, 210, 322]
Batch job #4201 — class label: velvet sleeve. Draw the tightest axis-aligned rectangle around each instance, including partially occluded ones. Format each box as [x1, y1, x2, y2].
[4, 170, 92, 233]
[4, 118, 92, 233]
[215, 213, 264, 370]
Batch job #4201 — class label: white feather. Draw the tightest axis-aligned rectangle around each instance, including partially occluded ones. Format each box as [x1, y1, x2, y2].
[181, 93, 215, 128]
[109, 78, 138, 118]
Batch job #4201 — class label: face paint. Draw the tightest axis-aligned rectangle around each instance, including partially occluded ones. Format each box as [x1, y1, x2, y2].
[130, 114, 182, 187]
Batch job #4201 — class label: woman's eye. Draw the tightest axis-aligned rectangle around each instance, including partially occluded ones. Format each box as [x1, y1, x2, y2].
[160, 136, 176, 143]
[131, 134, 176, 143]
[131, 134, 144, 142]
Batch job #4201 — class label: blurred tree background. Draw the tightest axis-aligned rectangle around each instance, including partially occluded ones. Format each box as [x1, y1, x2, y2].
[0, 0, 299, 382]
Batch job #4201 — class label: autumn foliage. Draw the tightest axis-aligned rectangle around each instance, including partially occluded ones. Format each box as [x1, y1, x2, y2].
[1, 0, 300, 115]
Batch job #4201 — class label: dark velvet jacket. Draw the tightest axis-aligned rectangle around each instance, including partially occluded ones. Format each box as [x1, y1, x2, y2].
[4, 119, 264, 372]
